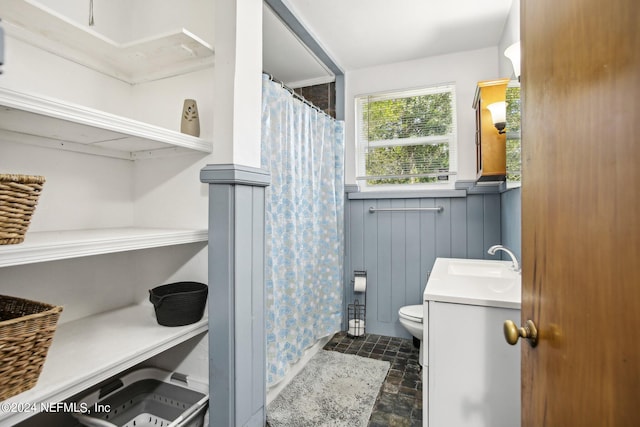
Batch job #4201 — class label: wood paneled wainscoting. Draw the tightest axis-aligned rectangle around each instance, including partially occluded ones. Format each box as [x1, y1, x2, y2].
[344, 188, 504, 338]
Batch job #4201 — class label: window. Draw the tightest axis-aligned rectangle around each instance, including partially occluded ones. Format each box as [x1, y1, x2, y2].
[505, 84, 521, 182]
[356, 84, 457, 186]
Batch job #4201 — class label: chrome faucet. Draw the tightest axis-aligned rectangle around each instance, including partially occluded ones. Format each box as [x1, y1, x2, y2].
[487, 245, 520, 272]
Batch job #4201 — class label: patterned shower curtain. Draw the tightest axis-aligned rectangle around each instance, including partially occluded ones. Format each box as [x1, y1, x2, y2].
[261, 74, 345, 386]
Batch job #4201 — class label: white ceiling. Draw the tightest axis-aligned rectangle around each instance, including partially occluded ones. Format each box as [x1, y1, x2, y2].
[263, 0, 514, 87]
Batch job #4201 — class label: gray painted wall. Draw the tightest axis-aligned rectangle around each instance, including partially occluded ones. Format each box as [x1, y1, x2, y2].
[344, 192, 503, 338]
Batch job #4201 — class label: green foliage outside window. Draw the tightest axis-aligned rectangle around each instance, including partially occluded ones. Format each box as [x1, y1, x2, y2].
[362, 91, 455, 185]
[506, 86, 521, 182]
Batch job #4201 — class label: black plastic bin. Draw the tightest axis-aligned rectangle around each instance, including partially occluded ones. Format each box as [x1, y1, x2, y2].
[149, 282, 208, 327]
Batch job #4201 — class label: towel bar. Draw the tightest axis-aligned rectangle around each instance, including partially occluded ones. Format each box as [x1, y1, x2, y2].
[368, 206, 444, 213]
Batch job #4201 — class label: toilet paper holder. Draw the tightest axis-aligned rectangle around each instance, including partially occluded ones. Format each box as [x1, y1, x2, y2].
[348, 271, 367, 337]
[353, 271, 367, 280]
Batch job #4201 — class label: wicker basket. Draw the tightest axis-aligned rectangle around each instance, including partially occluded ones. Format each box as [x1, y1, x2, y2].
[0, 174, 46, 245]
[0, 295, 63, 401]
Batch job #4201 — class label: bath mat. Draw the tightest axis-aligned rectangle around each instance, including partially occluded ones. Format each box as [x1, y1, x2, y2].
[267, 350, 390, 427]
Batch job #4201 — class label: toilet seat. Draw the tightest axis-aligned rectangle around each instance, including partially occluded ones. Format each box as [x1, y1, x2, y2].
[399, 305, 423, 323]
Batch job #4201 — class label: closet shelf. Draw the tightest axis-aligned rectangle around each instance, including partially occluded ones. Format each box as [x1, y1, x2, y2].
[0, 304, 208, 425]
[0, 87, 213, 159]
[0, 227, 208, 268]
[2, 0, 214, 84]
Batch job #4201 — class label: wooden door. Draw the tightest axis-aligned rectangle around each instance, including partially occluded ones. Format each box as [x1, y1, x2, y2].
[521, 0, 640, 426]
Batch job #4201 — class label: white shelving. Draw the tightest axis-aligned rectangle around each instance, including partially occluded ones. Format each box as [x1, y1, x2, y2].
[0, 228, 208, 268]
[0, 304, 208, 425]
[2, 0, 215, 84]
[0, 87, 213, 160]
[0, 2, 212, 420]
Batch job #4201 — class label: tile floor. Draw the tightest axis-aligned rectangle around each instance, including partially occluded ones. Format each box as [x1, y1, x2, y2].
[323, 332, 423, 427]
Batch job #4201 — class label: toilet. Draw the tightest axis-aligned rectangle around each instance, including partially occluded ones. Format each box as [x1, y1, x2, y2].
[398, 304, 425, 366]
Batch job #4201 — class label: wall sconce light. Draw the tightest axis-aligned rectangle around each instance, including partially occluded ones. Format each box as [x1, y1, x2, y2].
[487, 101, 507, 134]
[504, 41, 521, 81]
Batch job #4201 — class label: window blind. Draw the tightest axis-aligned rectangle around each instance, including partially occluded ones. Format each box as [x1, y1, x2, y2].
[356, 84, 457, 184]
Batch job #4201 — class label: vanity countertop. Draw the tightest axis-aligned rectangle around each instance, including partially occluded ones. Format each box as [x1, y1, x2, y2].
[424, 257, 521, 309]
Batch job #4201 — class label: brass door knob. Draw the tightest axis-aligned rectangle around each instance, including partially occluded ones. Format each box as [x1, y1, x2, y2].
[504, 319, 538, 347]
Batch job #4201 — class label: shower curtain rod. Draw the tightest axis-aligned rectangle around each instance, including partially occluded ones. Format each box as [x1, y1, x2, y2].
[263, 72, 334, 119]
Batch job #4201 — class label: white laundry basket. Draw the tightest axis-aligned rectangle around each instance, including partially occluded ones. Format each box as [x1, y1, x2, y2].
[72, 368, 208, 427]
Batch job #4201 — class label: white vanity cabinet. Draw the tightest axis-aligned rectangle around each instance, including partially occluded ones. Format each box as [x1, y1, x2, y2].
[423, 258, 521, 427]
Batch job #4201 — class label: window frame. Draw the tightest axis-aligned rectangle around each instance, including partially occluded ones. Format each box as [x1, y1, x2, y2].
[355, 83, 458, 190]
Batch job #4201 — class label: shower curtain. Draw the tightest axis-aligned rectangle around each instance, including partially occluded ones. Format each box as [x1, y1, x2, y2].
[261, 75, 345, 385]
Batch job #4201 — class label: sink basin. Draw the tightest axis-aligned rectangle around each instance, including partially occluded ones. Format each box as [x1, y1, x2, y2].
[447, 259, 513, 278]
[424, 258, 521, 309]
